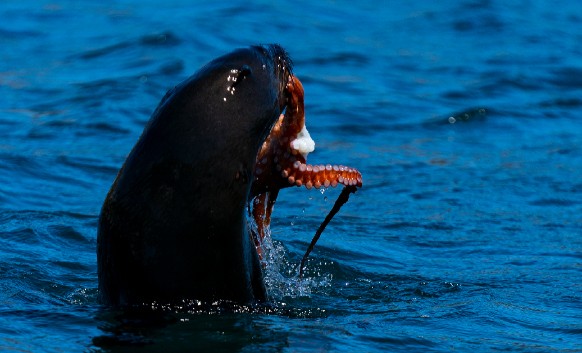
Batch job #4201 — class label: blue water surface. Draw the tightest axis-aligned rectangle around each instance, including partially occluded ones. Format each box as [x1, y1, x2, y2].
[1, 1, 581, 352]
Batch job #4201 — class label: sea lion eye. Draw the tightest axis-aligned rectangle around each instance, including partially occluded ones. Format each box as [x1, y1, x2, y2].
[230, 65, 252, 88]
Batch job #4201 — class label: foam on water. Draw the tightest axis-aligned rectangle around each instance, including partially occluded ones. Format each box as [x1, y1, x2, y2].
[249, 215, 332, 300]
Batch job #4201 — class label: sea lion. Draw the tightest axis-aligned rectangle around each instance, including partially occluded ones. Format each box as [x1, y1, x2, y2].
[97, 44, 292, 306]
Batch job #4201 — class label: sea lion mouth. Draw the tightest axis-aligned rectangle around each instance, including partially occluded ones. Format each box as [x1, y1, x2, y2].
[251, 75, 362, 197]
[248, 74, 363, 260]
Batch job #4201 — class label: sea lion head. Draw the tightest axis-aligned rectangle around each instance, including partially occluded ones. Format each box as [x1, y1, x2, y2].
[98, 44, 293, 306]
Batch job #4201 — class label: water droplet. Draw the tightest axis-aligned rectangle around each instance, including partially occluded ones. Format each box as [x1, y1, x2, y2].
[448, 116, 456, 124]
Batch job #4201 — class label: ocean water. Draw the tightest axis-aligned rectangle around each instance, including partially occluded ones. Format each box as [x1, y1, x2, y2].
[1, 0, 581, 352]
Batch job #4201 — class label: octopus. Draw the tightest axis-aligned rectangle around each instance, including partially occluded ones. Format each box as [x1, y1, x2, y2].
[249, 75, 363, 262]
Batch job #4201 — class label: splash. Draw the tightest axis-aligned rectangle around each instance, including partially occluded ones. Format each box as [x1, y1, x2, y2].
[248, 216, 332, 300]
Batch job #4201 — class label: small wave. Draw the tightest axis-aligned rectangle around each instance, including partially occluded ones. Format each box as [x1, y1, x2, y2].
[529, 198, 578, 207]
[77, 31, 181, 60]
[547, 66, 582, 89]
[538, 97, 582, 108]
[422, 107, 488, 129]
[301, 51, 370, 66]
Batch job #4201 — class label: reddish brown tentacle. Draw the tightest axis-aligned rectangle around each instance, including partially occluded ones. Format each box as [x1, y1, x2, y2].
[280, 162, 363, 189]
[250, 75, 362, 260]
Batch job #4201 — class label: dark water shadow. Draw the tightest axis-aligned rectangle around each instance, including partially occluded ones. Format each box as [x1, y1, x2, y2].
[90, 301, 321, 352]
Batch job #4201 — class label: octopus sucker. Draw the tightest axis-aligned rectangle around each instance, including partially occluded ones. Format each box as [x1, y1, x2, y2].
[249, 75, 363, 261]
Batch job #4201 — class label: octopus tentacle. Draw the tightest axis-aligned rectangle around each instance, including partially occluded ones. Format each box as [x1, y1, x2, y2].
[250, 75, 363, 255]
[283, 162, 363, 189]
[250, 188, 278, 259]
[251, 76, 362, 197]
